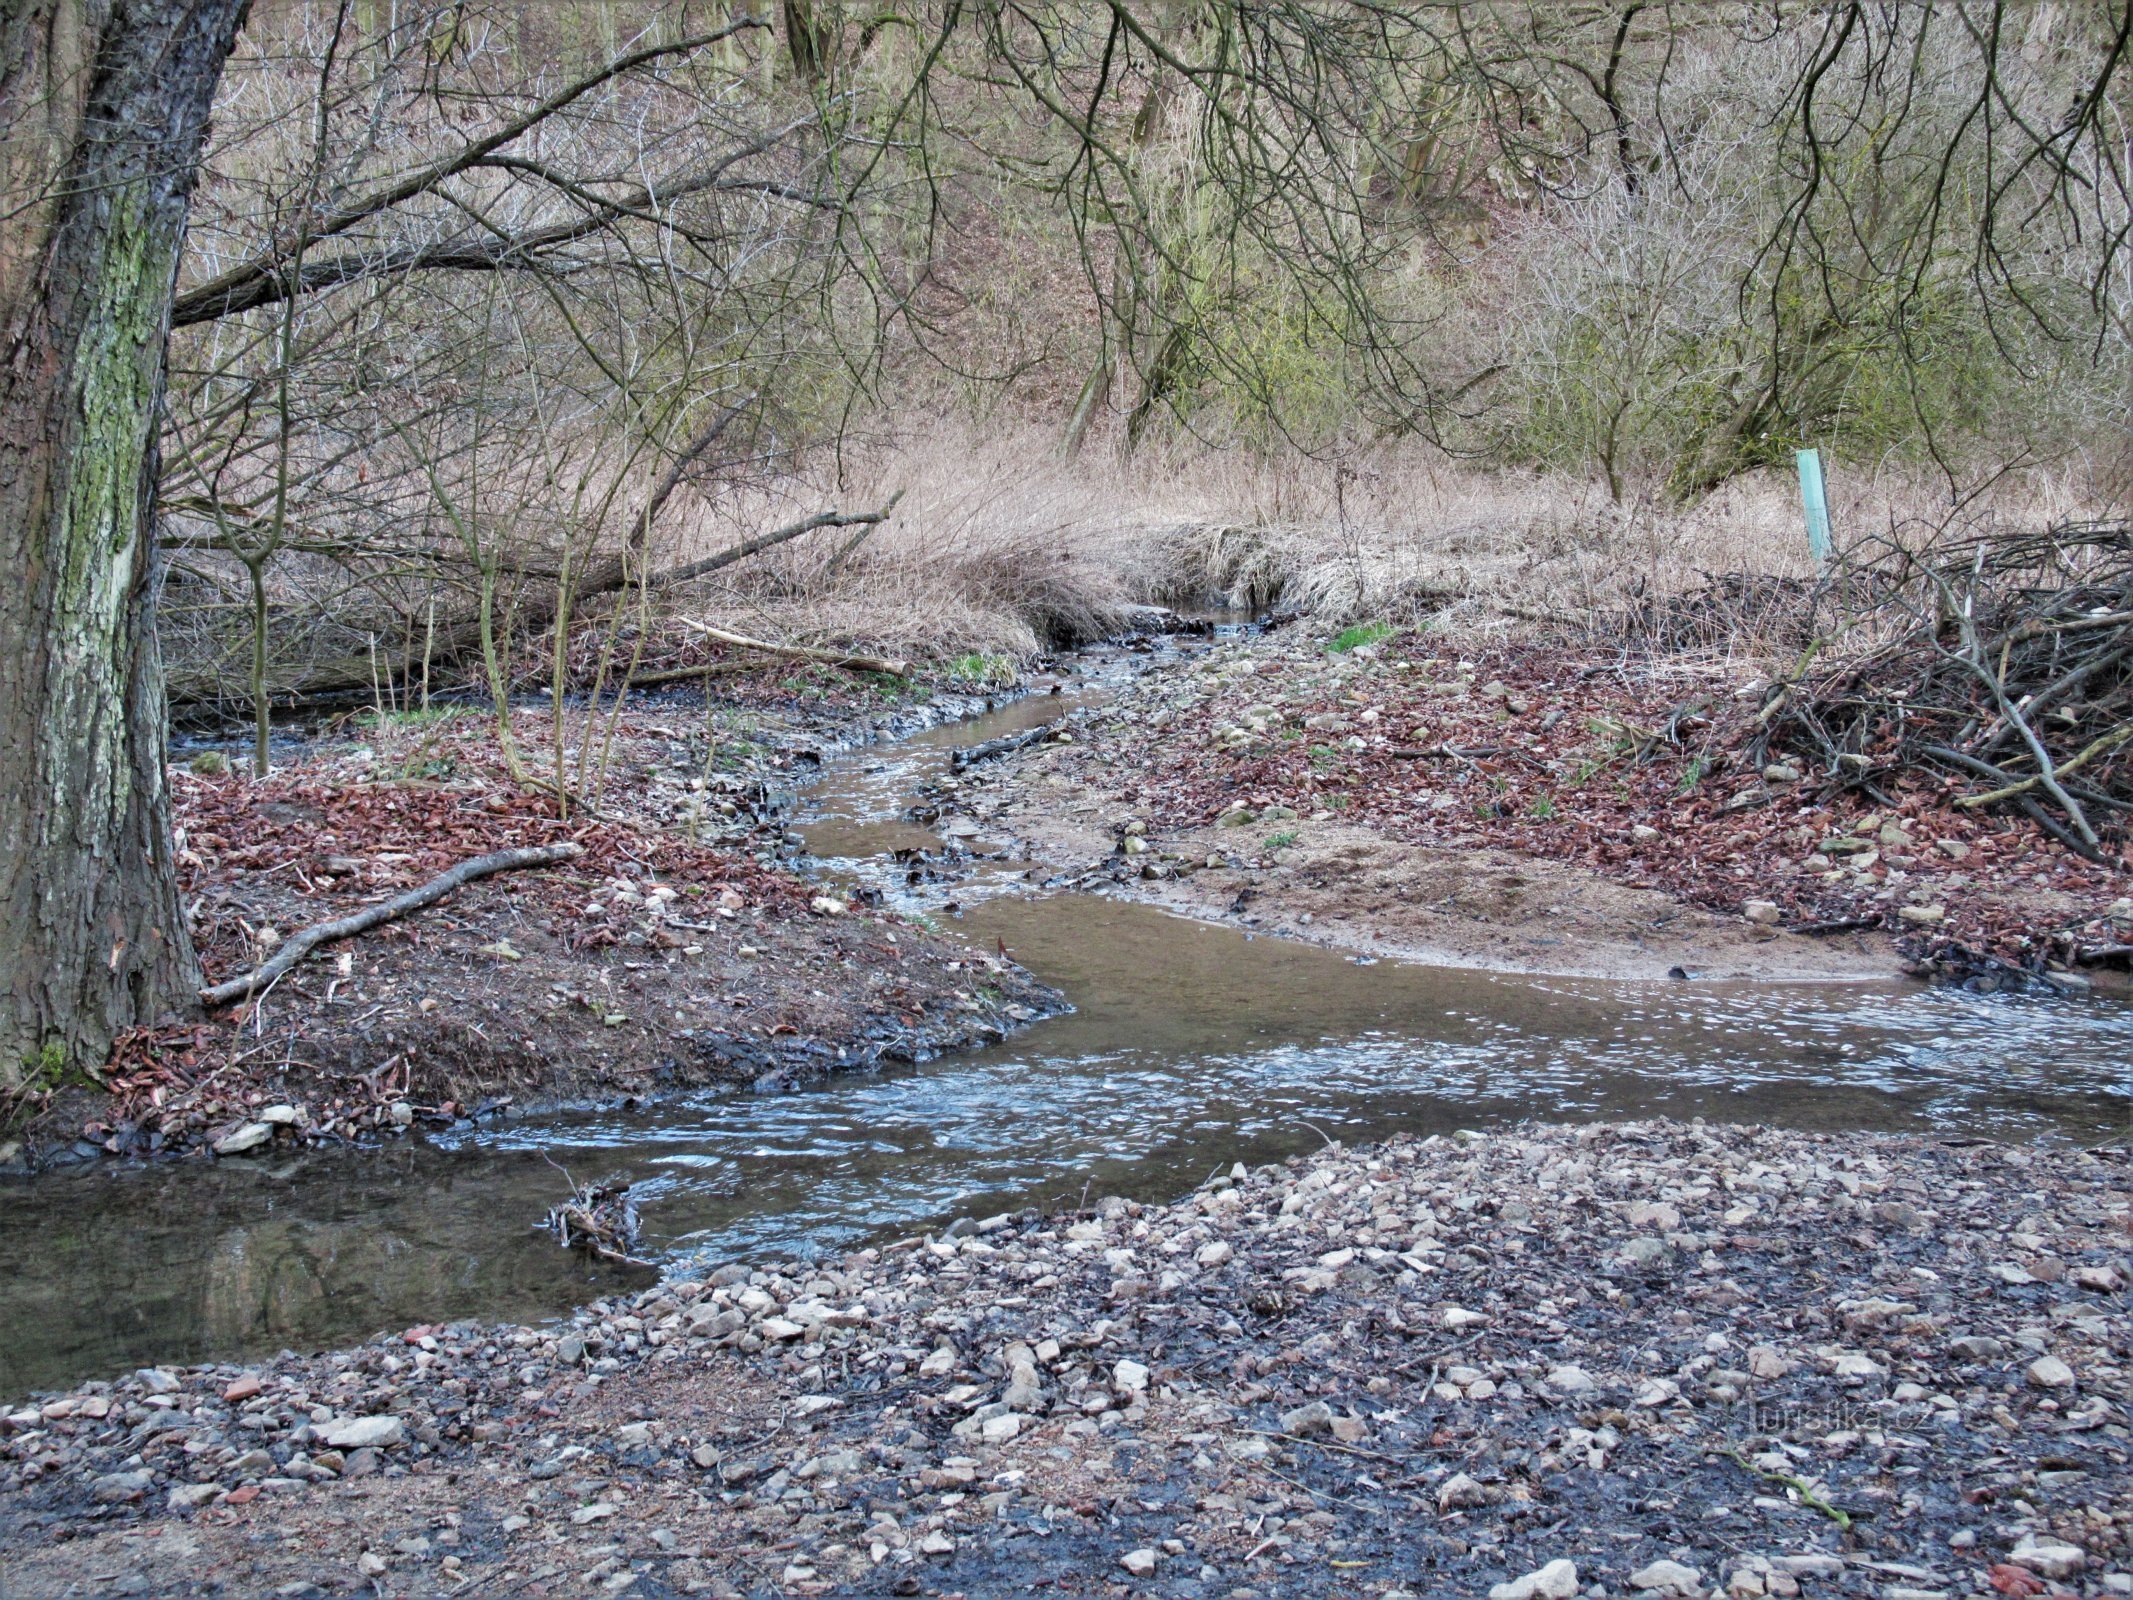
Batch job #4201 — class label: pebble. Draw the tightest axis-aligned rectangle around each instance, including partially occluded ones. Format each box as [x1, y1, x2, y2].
[1630, 1559, 1705, 1593]
[2025, 1355, 2075, 1389]
[1121, 1547, 1158, 1576]
[1490, 1558, 1579, 1600]
[318, 1416, 403, 1450]
[212, 1123, 272, 1156]
[2007, 1534, 2085, 1580]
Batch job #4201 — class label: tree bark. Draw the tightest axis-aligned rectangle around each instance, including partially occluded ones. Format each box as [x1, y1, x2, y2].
[0, 0, 249, 1081]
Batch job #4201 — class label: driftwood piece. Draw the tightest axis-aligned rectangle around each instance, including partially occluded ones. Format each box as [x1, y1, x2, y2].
[200, 842, 583, 1007]
[950, 721, 1055, 770]
[676, 617, 909, 677]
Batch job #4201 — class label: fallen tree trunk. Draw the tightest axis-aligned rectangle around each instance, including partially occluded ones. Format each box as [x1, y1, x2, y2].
[200, 842, 583, 1007]
[168, 497, 904, 708]
[677, 618, 909, 677]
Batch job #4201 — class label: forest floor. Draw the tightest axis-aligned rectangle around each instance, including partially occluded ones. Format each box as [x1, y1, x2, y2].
[928, 624, 2133, 993]
[0, 1120, 2125, 1599]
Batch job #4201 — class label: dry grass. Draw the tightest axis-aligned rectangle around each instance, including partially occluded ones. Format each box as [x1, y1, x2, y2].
[644, 418, 2121, 668]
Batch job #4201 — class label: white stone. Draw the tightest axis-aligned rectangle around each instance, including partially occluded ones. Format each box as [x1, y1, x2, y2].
[2008, 1535, 2085, 1581]
[214, 1123, 272, 1156]
[2026, 1355, 2076, 1389]
[1630, 1559, 1705, 1594]
[1121, 1548, 1158, 1577]
[1112, 1359, 1150, 1392]
[320, 1415, 405, 1450]
[1489, 1559, 1580, 1600]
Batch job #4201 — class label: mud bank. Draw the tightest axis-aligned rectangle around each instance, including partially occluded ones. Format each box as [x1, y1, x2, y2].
[0, 1119, 2125, 1598]
[929, 625, 2132, 992]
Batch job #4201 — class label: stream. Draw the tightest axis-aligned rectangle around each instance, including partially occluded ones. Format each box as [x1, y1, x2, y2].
[3, 651, 2129, 1399]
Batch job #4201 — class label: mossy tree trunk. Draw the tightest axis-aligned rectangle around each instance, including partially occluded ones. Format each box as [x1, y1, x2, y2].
[0, 0, 249, 1082]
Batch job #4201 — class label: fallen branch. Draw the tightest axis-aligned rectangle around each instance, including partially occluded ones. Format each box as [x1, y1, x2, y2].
[200, 842, 584, 1007]
[951, 722, 1056, 769]
[676, 617, 909, 677]
[1955, 721, 2133, 809]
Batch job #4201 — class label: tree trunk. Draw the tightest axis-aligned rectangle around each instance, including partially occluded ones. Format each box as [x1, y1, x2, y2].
[0, 0, 248, 1082]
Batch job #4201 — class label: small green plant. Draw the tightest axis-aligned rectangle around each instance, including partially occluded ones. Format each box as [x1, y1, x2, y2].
[1528, 793, 1557, 820]
[1328, 621, 1393, 654]
[187, 749, 230, 776]
[1267, 828, 1300, 849]
[357, 705, 465, 732]
[26, 1040, 66, 1086]
[947, 652, 1016, 686]
[1677, 756, 1708, 793]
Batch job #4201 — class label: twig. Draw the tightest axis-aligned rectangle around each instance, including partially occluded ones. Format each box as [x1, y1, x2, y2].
[200, 843, 583, 1006]
[1721, 1447, 1852, 1530]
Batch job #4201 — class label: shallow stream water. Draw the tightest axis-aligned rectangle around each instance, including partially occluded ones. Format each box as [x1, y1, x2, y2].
[4, 651, 2128, 1398]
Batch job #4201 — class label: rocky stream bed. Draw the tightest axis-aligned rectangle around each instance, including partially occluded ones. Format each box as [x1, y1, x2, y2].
[0, 1120, 2126, 1599]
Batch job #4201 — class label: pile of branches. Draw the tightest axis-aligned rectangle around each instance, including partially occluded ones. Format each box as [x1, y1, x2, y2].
[1762, 521, 2132, 861]
[538, 1170, 650, 1267]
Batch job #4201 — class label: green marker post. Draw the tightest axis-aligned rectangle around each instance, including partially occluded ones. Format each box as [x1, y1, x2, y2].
[1795, 447, 1832, 567]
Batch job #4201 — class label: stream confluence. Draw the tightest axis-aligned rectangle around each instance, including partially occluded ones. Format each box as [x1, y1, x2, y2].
[3, 654, 2127, 1398]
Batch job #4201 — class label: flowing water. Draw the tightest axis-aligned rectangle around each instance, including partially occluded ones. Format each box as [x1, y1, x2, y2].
[4, 651, 2128, 1398]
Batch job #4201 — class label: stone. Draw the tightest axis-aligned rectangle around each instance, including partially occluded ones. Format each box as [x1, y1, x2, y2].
[1436, 1472, 1488, 1510]
[1743, 900, 1782, 925]
[2025, 1355, 2076, 1389]
[2007, 1535, 2085, 1581]
[1121, 1548, 1158, 1577]
[1747, 1345, 1794, 1379]
[91, 1469, 156, 1502]
[1195, 1240, 1233, 1267]
[1761, 764, 1801, 784]
[1630, 1559, 1705, 1594]
[319, 1415, 405, 1450]
[1442, 1306, 1487, 1330]
[556, 1333, 587, 1365]
[1897, 904, 1946, 926]
[258, 1104, 302, 1126]
[1489, 1559, 1580, 1600]
[1545, 1364, 1597, 1395]
[1625, 1200, 1682, 1230]
[1112, 1359, 1150, 1393]
[1280, 1401, 1335, 1438]
[214, 1123, 273, 1156]
[759, 1318, 806, 1341]
[2074, 1264, 2123, 1292]
[224, 1375, 264, 1403]
[167, 1482, 222, 1512]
